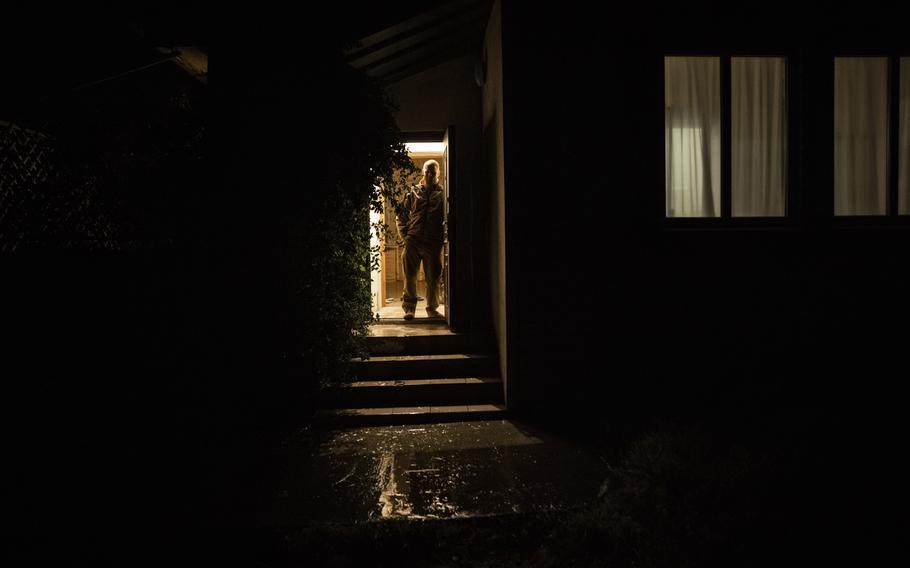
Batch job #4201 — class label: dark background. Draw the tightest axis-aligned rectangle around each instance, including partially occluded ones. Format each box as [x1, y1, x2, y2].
[3, 2, 909, 564]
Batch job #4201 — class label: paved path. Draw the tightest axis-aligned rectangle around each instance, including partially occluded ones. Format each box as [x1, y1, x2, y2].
[252, 419, 610, 525]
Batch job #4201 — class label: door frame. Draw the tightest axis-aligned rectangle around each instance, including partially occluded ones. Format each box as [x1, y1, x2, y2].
[401, 129, 456, 326]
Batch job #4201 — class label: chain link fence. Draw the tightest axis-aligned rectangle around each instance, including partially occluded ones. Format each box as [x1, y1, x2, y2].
[0, 120, 119, 252]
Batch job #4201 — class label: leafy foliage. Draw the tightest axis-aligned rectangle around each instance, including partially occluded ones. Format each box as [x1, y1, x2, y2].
[287, 57, 417, 388]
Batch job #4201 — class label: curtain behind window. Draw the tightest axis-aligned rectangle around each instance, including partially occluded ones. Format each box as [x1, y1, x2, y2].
[900, 58, 910, 214]
[834, 58, 889, 215]
[665, 57, 720, 217]
[732, 58, 787, 217]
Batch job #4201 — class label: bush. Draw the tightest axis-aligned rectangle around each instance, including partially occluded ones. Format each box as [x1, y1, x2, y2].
[284, 55, 416, 389]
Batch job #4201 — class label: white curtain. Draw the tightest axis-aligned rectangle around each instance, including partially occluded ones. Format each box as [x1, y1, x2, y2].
[900, 58, 910, 215]
[665, 57, 720, 217]
[732, 58, 787, 217]
[834, 58, 889, 216]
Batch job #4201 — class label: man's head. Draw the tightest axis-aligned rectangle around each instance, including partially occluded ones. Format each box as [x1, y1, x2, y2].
[422, 159, 440, 186]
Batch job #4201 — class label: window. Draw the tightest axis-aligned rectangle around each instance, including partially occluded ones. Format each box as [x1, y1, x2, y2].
[900, 58, 910, 214]
[835, 56, 910, 216]
[732, 58, 788, 217]
[665, 56, 788, 218]
[665, 57, 720, 217]
[834, 58, 889, 215]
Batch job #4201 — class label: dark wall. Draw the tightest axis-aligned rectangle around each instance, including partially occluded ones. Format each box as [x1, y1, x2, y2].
[501, 3, 910, 421]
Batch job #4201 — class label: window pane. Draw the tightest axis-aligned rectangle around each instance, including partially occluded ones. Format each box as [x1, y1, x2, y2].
[901, 58, 910, 214]
[665, 57, 720, 217]
[834, 57, 889, 216]
[732, 57, 787, 217]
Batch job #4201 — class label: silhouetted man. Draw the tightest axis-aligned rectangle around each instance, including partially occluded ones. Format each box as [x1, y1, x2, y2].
[396, 159, 444, 320]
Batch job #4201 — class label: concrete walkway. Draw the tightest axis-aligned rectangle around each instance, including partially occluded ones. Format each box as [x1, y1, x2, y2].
[252, 419, 610, 525]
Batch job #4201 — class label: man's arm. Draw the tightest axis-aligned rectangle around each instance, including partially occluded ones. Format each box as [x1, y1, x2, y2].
[395, 192, 411, 240]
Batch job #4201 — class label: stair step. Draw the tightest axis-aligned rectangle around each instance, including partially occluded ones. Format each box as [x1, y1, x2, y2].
[321, 377, 503, 408]
[364, 332, 495, 356]
[351, 353, 498, 380]
[314, 404, 507, 428]
[372, 317, 448, 325]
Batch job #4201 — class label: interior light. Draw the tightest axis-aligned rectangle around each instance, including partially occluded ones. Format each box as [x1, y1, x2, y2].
[405, 142, 445, 153]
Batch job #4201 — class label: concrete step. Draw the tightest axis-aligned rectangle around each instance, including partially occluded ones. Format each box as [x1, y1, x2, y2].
[371, 317, 448, 325]
[351, 353, 499, 380]
[313, 404, 507, 428]
[321, 377, 503, 408]
[364, 332, 495, 356]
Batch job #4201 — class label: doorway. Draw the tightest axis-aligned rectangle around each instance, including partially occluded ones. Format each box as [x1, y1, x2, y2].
[370, 135, 451, 322]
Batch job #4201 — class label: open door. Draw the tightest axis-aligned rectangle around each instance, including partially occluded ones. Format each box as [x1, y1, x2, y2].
[374, 134, 450, 322]
[443, 125, 455, 327]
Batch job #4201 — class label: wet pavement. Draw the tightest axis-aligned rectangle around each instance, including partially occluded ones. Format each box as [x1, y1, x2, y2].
[252, 419, 611, 526]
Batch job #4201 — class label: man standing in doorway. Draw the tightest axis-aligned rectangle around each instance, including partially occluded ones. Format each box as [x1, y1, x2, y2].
[396, 159, 444, 320]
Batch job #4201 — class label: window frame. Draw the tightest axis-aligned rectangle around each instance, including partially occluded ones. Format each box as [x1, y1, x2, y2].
[830, 52, 910, 225]
[661, 51, 800, 229]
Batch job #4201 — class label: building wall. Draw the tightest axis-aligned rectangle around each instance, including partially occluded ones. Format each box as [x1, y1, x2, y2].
[481, 0, 507, 403]
[388, 51, 484, 333]
[500, 4, 910, 421]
